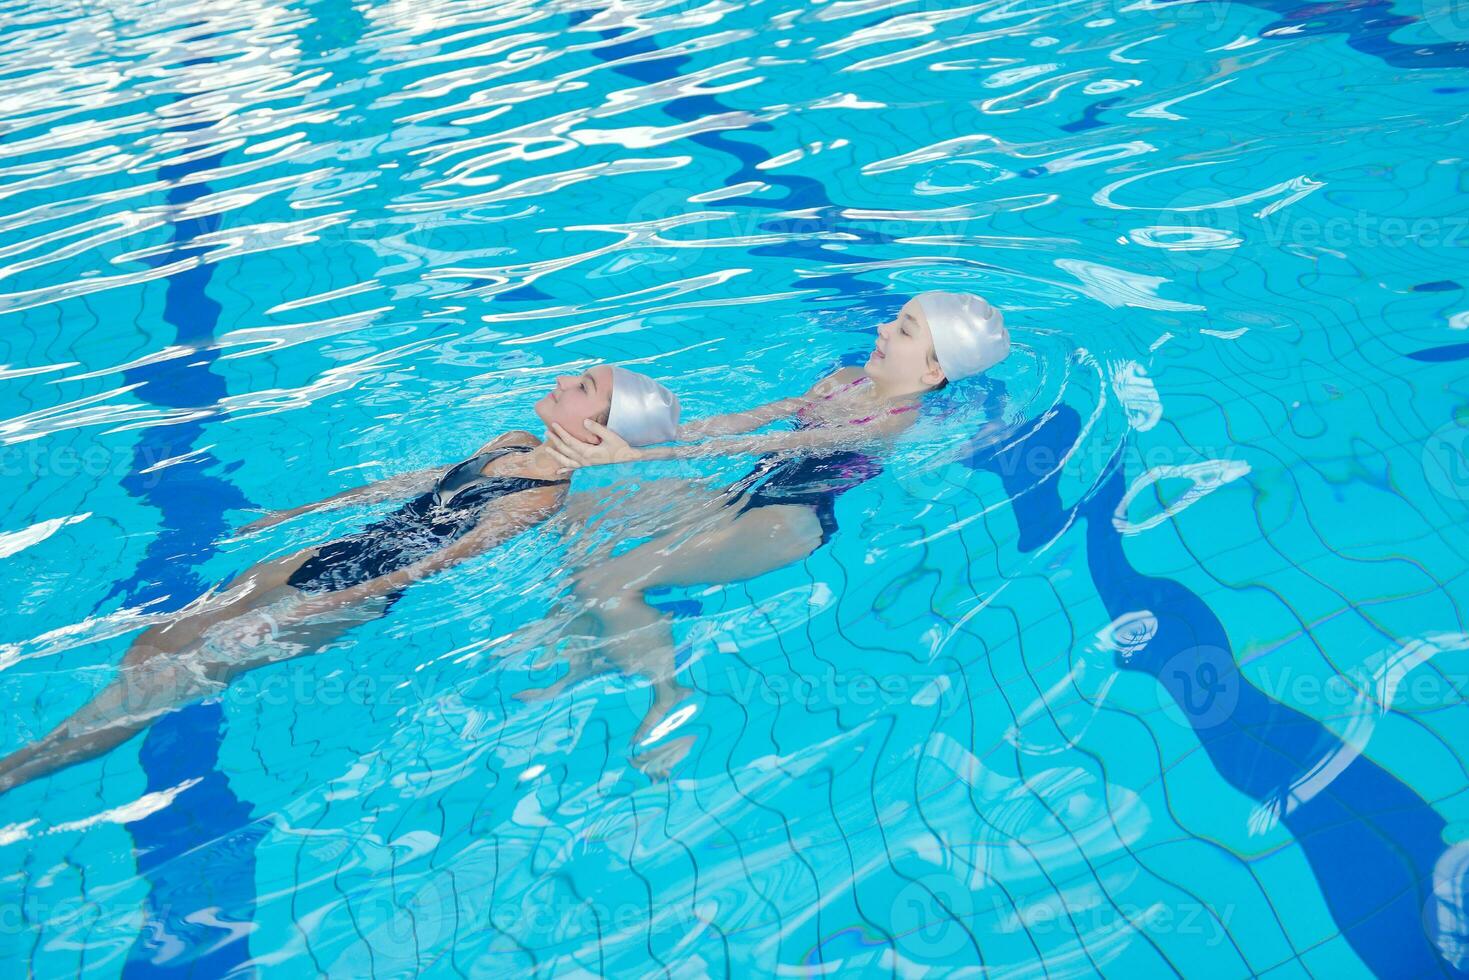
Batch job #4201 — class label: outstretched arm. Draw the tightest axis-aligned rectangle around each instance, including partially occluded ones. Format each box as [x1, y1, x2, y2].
[675, 396, 805, 439]
[546, 409, 905, 470]
[240, 431, 534, 534]
[638, 424, 888, 461]
[672, 367, 863, 439]
[240, 467, 441, 533]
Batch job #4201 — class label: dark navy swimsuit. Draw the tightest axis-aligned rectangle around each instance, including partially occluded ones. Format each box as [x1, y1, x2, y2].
[718, 374, 911, 547]
[723, 418, 882, 547]
[286, 445, 566, 604]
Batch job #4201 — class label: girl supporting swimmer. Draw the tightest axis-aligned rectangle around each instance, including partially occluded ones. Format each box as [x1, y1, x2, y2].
[540, 292, 1012, 756]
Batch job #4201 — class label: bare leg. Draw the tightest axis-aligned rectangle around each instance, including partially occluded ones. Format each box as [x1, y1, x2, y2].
[123, 553, 313, 663]
[0, 653, 229, 794]
[0, 548, 368, 795]
[562, 502, 826, 750]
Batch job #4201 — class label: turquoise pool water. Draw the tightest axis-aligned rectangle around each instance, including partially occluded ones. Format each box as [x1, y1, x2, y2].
[2, 0, 1469, 974]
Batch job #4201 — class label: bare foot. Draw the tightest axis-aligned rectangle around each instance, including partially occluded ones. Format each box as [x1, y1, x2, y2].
[632, 735, 696, 780]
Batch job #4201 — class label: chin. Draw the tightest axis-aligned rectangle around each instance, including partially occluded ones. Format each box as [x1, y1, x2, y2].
[533, 397, 551, 425]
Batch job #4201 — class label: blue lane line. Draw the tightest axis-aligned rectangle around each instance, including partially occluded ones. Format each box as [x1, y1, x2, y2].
[563, 10, 897, 307]
[103, 106, 265, 975]
[573, 8, 1469, 973]
[965, 406, 1463, 977]
[1177, 0, 1469, 71]
[1408, 342, 1469, 363]
[1059, 96, 1123, 134]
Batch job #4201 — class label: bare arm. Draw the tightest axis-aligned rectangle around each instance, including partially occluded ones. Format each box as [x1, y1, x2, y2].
[673, 368, 861, 439]
[241, 431, 536, 534]
[639, 418, 898, 461]
[546, 410, 908, 470]
[241, 467, 440, 532]
[676, 396, 805, 439]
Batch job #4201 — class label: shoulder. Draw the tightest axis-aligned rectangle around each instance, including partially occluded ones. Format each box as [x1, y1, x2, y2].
[874, 406, 920, 436]
[478, 429, 539, 453]
[805, 367, 865, 398]
[488, 478, 567, 525]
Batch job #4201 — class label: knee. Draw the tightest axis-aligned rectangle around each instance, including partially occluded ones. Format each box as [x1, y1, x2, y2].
[571, 564, 635, 607]
[749, 506, 824, 555]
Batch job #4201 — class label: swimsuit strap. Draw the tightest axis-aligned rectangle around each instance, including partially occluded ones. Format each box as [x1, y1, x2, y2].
[435, 443, 566, 507]
[462, 443, 562, 477]
[796, 375, 867, 424]
[820, 375, 870, 401]
[841, 405, 917, 426]
[800, 374, 919, 427]
[482, 443, 534, 462]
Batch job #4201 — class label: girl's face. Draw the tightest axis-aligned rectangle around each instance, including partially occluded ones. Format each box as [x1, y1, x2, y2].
[534, 364, 614, 442]
[866, 298, 946, 390]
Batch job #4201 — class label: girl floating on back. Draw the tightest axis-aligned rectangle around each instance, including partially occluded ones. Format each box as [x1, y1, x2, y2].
[0, 366, 681, 794]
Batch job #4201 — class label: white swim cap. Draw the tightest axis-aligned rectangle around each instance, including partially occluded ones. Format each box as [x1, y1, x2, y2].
[915, 291, 1010, 381]
[607, 366, 680, 446]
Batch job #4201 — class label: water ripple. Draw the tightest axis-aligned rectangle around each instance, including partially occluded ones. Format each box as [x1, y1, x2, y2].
[2, 0, 1467, 975]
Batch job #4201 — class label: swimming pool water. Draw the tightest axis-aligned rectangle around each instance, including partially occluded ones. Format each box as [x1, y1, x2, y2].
[2, 0, 1468, 975]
